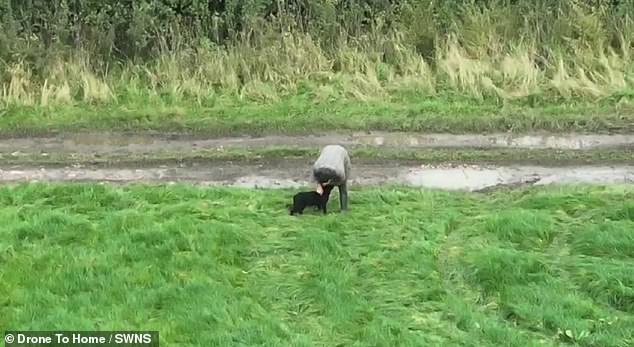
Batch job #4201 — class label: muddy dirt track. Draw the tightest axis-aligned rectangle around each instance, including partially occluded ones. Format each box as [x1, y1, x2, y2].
[0, 131, 632, 191]
[1, 162, 633, 191]
[1, 131, 634, 155]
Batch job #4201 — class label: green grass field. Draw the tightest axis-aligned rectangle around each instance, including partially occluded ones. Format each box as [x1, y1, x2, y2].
[1, 183, 632, 346]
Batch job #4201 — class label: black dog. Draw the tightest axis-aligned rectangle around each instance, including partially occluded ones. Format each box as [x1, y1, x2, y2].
[289, 185, 334, 216]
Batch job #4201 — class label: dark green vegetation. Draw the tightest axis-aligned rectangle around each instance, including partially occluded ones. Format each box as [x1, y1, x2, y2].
[1, 183, 633, 346]
[2, 145, 634, 167]
[1, 1, 634, 134]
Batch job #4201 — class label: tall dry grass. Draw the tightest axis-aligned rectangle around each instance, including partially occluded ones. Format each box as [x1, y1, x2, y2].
[1, 2, 633, 108]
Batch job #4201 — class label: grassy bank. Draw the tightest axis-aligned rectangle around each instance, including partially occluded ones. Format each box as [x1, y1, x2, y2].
[2, 93, 633, 137]
[2, 2, 634, 135]
[1, 183, 633, 346]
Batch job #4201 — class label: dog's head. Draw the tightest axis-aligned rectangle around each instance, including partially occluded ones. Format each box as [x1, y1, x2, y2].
[316, 179, 333, 195]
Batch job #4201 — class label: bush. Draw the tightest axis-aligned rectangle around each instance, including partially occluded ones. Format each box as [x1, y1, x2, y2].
[2, 0, 634, 106]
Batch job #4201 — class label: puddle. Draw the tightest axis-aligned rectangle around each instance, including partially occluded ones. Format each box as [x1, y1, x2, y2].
[400, 166, 522, 191]
[1, 163, 632, 191]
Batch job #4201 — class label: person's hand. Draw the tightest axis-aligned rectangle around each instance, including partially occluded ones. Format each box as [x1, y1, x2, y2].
[316, 184, 324, 195]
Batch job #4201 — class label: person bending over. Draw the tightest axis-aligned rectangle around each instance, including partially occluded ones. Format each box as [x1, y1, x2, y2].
[312, 145, 351, 211]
